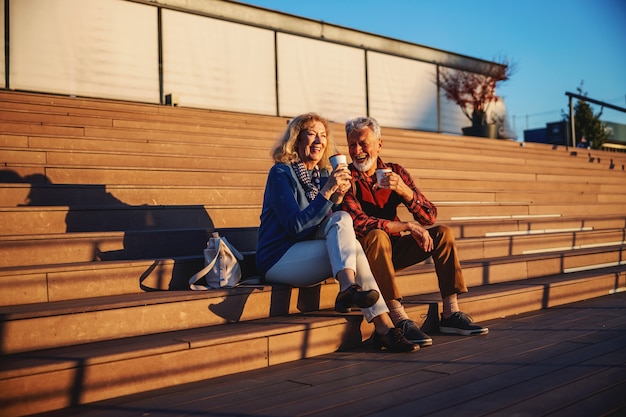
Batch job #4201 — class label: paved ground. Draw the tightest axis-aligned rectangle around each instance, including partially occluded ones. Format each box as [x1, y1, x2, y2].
[34, 292, 626, 417]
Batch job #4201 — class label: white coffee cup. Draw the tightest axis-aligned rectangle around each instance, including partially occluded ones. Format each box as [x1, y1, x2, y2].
[329, 154, 347, 170]
[375, 168, 392, 186]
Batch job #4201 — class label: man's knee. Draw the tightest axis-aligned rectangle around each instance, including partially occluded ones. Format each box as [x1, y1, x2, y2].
[361, 229, 392, 252]
[433, 224, 456, 243]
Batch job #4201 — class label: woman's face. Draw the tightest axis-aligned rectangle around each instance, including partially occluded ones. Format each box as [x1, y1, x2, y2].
[297, 120, 327, 169]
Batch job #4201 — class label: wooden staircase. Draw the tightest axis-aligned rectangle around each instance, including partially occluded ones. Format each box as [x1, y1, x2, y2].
[1, 90, 625, 417]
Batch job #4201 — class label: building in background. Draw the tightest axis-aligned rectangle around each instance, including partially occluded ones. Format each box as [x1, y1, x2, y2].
[524, 120, 626, 151]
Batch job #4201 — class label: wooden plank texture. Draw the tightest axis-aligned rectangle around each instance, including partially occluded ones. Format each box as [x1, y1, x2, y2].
[27, 293, 625, 417]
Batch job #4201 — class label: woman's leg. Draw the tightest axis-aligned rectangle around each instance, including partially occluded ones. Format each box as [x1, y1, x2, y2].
[265, 239, 333, 287]
[318, 211, 358, 291]
[268, 214, 416, 352]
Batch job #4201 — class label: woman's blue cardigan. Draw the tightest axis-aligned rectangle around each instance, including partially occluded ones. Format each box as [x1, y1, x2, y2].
[256, 163, 334, 276]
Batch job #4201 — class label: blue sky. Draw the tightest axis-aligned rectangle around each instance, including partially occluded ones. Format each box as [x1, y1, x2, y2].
[238, 0, 626, 139]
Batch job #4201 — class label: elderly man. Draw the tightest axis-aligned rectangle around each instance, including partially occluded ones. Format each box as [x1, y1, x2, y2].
[341, 116, 488, 346]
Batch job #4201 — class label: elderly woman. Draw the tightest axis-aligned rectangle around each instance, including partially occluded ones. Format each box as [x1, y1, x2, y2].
[256, 112, 417, 353]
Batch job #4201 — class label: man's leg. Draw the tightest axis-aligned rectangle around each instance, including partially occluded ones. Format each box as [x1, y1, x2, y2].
[429, 224, 467, 300]
[393, 225, 487, 335]
[359, 230, 432, 346]
[359, 229, 401, 302]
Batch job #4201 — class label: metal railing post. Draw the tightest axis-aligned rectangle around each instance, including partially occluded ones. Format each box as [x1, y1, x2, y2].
[569, 95, 576, 147]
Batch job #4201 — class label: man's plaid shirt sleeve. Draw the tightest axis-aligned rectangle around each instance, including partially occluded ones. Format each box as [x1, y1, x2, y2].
[396, 164, 437, 226]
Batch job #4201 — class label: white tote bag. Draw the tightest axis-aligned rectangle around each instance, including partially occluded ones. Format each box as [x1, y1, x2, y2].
[189, 232, 244, 290]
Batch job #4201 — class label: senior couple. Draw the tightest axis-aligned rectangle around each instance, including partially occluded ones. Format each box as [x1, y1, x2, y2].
[256, 113, 488, 353]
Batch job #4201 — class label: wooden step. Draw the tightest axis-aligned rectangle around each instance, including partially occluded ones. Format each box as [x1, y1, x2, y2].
[434, 202, 626, 219]
[0, 220, 622, 270]
[355, 142, 622, 176]
[394, 244, 626, 296]
[2, 164, 622, 211]
[4, 89, 623, 167]
[0, 269, 623, 417]
[382, 125, 626, 166]
[4, 122, 622, 180]
[0, 183, 266, 208]
[1, 202, 624, 238]
[0, 257, 201, 306]
[419, 176, 598, 194]
[1, 175, 619, 210]
[0, 91, 289, 130]
[4, 157, 621, 201]
[8, 134, 272, 158]
[0, 229, 210, 268]
[5, 126, 620, 178]
[1, 245, 624, 353]
[4, 123, 620, 180]
[5, 165, 270, 187]
[0, 119, 279, 147]
[0, 204, 260, 236]
[0, 203, 554, 237]
[1, 226, 623, 306]
[1, 147, 273, 172]
[3, 129, 617, 178]
[446, 214, 626, 238]
[0, 280, 340, 354]
[0, 107, 284, 136]
[459, 228, 626, 260]
[0, 226, 258, 270]
[2, 89, 625, 167]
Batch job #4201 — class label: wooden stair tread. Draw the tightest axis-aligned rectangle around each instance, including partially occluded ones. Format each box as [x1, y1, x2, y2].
[1, 271, 623, 417]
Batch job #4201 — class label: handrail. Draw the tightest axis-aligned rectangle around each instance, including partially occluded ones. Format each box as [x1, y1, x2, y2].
[566, 92, 626, 148]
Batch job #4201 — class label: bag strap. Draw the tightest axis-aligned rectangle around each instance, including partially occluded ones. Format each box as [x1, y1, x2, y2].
[188, 235, 244, 290]
[221, 236, 244, 260]
[188, 240, 221, 290]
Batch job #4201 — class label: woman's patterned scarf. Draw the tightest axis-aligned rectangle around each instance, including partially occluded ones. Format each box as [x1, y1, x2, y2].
[292, 161, 321, 202]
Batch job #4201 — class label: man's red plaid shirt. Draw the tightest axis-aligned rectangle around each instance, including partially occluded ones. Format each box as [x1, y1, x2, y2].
[341, 158, 438, 239]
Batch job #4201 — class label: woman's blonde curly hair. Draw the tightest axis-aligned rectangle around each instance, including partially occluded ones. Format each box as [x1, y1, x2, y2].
[270, 112, 336, 170]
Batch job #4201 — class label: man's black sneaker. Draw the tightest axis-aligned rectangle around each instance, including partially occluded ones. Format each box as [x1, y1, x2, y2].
[372, 328, 419, 353]
[439, 312, 488, 335]
[396, 319, 433, 347]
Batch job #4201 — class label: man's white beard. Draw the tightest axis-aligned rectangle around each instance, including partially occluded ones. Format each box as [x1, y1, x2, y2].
[353, 156, 376, 173]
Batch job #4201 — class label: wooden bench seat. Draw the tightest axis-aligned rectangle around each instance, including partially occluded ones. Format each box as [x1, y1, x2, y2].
[0, 261, 623, 354]
[1, 268, 623, 417]
[1, 243, 624, 341]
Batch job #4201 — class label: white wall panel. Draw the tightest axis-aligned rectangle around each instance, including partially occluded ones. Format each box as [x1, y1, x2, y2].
[440, 95, 469, 135]
[277, 33, 366, 123]
[10, 0, 158, 102]
[162, 10, 276, 115]
[367, 52, 438, 131]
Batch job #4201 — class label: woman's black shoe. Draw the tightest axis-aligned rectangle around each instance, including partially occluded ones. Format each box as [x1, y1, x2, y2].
[334, 284, 379, 313]
[372, 328, 419, 353]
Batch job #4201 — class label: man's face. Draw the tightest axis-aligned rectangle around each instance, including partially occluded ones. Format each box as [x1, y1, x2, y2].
[347, 127, 381, 175]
